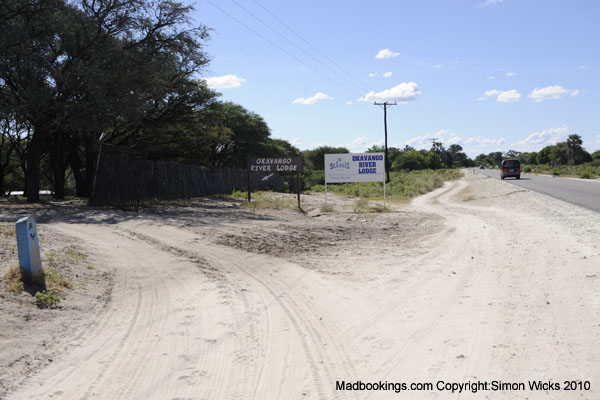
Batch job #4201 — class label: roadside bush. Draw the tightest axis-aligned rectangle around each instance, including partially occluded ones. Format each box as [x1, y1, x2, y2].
[311, 169, 462, 200]
[35, 290, 61, 308]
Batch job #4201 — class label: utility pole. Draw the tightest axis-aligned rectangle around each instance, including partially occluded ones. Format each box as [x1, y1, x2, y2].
[373, 101, 396, 183]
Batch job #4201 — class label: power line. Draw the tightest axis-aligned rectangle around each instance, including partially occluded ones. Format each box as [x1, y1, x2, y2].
[207, 0, 421, 141]
[252, 0, 373, 93]
[231, 0, 369, 95]
[205, 0, 364, 98]
[252, 0, 420, 137]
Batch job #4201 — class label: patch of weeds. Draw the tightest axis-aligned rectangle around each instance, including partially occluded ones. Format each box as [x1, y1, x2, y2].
[320, 204, 335, 213]
[552, 171, 561, 176]
[353, 198, 370, 213]
[524, 166, 532, 173]
[44, 267, 72, 291]
[244, 195, 295, 210]
[43, 250, 58, 265]
[4, 265, 24, 294]
[86, 265, 95, 270]
[0, 224, 16, 237]
[64, 246, 87, 261]
[369, 203, 390, 213]
[580, 171, 592, 179]
[34, 290, 61, 308]
[230, 190, 247, 199]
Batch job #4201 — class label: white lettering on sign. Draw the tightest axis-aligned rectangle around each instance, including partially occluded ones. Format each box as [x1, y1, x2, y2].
[255, 158, 292, 165]
[250, 165, 272, 172]
[248, 157, 303, 173]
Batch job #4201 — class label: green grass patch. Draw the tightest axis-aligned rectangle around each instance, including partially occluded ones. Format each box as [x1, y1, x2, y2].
[34, 290, 61, 308]
[311, 169, 462, 200]
[525, 162, 600, 179]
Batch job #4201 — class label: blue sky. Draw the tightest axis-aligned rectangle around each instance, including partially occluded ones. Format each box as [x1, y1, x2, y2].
[190, 0, 599, 157]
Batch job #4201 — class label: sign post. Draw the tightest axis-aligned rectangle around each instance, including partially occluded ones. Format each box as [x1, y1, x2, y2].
[247, 157, 304, 207]
[15, 216, 45, 287]
[324, 152, 386, 205]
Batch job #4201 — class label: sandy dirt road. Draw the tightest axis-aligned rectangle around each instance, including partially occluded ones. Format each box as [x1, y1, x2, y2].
[3, 171, 600, 399]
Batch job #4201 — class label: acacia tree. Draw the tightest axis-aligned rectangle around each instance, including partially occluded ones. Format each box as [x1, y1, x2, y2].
[1, 0, 214, 200]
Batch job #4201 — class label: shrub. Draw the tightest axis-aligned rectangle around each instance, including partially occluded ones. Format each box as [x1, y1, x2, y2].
[35, 290, 61, 308]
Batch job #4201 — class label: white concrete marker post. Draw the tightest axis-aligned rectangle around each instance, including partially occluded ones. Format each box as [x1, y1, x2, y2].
[15, 216, 45, 287]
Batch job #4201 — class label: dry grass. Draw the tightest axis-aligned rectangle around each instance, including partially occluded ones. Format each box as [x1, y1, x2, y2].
[0, 224, 16, 237]
[4, 265, 23, 294]
[44, 267, 72, 291]
[64, 246, 88, 261]
[243, 194, 296, 210]
[352, 198, 391, 213]
[319, 204, 335, 213]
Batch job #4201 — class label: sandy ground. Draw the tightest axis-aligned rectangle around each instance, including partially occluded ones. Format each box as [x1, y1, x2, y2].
[1, 170, 599, 399]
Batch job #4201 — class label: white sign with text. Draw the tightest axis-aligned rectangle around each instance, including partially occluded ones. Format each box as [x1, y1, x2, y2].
[324, 153, 385, 183]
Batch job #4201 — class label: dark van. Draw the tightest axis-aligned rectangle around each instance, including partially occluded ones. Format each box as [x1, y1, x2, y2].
[501, 159, 521, 180]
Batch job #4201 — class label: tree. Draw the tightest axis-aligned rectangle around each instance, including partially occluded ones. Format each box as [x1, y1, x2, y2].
[566, 134, 592, 165]
[394, 150, 428, 171]
[537, 146, 552, 164]
[302, 146, 349, 170]
[1, 0, 214, 200]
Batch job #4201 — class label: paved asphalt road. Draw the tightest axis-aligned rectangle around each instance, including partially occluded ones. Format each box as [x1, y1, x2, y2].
[476, 168, 600, 213]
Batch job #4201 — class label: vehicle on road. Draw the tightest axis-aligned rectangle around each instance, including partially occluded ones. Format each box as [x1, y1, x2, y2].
[501, 159, 521, 180]
[479, 165, 485, 169]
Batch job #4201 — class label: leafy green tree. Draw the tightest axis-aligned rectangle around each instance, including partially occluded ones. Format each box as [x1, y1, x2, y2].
[394, 150, 428, 171]
[549, 142, 568, 165]
[566, 134, 592, 165]
[302, 146, 349, 170]
[536, 146, 553, 164]
[1, 0, 214, 200]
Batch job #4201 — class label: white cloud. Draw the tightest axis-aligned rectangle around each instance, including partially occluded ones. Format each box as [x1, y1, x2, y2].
[505, 72, 517, 76]
[528, 85, 574, 102]
[570, 89, 580, 97]
[497, 90, 521, 102]
[405, 129, 463, 149]
[346, 101, 353, 105]
[433, 64, 443, 69]
[513, 125, 569, 150]
[480, 89, 521, 102]
[347, 136, 368, 152]
[293, 92, 333, 105]
[203, 74, 246, 89]
[368, 72, 378, 77]
[375, 48, 400, 59]
[484, 89, 501, 97]
[382, 71, 393, 78]
[477, 0, 503, 7]
[464, 136, 505, 146]
[578, 65, 590, 70]
[462, 136, 506, 156]
[405, 129, 506, 156]
[358, 82, 421, 103]
[487, 76, 496, 80]
[290, 138, 301, 146]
